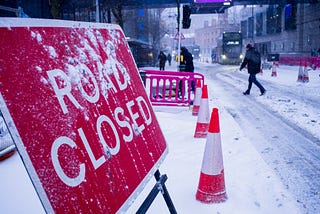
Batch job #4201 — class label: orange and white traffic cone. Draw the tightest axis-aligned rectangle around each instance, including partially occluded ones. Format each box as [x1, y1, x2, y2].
[0, 138, 16, 161]
[303, 61, 309, 83]
[297, 60, 304, 82]
[196, 108, 227, 203]
[194, 85, 210, 138]
[192, 79, 202, 116]
[271, 61, 277, 77]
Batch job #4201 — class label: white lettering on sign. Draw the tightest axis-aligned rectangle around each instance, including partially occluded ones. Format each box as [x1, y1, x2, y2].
[75, 64, 100, 104]
[115, 107, 133, 143]
[97, 114, 120, 156]
[79, 127, 105, 170]
[48, 62, 153, 187]
[47, 69, 82, 114]
[51, 136, 85, 187]
[136, 96, 152, 126]
[226, 41, 240, 45]
[47, 60, 130, 114]
[126, 100, 144, 135]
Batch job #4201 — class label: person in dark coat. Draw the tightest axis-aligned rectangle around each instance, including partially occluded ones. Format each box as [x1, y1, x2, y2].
[240, 43, 266, 96]
[180, 47, 195, 94]
[167, 53, 172, 66]
[158, 51, 167, 70]
[181, 47, 194, 73]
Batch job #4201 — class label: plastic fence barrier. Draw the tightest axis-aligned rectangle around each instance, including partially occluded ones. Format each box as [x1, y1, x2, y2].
[139, 69, 204, 107]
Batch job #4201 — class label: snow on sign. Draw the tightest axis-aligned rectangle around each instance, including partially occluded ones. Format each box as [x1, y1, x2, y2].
[0, 18, 168, 213]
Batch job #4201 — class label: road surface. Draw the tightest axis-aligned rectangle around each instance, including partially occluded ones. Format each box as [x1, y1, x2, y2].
[197, 62, 320, 214]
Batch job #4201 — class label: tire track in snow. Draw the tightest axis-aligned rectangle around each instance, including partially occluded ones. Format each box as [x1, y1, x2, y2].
[198, 64, 320, 214]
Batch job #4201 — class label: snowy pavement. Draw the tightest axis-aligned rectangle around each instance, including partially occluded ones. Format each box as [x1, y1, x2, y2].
[1, 61, 319, 213]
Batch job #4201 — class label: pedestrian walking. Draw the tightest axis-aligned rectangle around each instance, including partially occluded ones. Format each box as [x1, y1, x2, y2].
[240, 43, 266, 96]
[181, 47, 194, 73]
[158, 51, 167, 70]
[167, 53, 172, 66]
[179, 47, 195, 96]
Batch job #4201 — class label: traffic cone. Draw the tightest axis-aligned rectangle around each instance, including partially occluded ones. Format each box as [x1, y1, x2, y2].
[259, 67, 263, 75]
[271, 61, 277, 77]
[192, 79, 202, 116]
[297, 60, 304, 82]
[303, 61, 309, 83]
[0, 139, 16, 161]
[196, 108, 227, 203]
[194, 85, 210, 138]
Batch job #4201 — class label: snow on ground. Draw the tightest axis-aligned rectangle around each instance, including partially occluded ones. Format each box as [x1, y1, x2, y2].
[216, 63, 320, 140]
[1, 61, 319, 213]
[128, 62, 320, 214]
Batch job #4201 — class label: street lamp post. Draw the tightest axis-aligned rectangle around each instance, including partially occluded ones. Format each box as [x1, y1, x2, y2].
[251, 5, 254, 43]
[177, 1, 181, 70]
[96, 0, 100, 22]
[176, 1, 183, 71]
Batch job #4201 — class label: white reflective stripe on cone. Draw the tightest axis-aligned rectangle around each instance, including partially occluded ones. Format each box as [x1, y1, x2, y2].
[201, 133, 224, 176]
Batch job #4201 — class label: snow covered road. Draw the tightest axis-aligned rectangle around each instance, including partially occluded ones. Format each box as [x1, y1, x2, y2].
[1, 62, 319, 214]
[199, 62, 320, 214]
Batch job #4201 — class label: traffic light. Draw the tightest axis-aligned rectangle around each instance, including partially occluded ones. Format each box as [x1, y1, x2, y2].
[182, 5, 191, 29]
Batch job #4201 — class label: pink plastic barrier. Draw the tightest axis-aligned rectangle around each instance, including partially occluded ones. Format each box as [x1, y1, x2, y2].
[310, 57, 320, 69]
[279, 56, 320, 69]
[139, 69, 204, 107]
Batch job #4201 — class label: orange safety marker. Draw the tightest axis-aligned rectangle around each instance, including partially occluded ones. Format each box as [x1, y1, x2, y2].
[303, 61, 309, 83]
[192, 79, 202, 116]
[271, 61, 277, 77]
[0, 139, 16, 161]
[297, 60, 304, 82]
[194, 85, 210, 138]
[196, 108, 227, 203]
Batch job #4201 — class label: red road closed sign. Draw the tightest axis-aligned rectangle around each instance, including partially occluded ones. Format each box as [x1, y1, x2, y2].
[0, 18, 167, 213]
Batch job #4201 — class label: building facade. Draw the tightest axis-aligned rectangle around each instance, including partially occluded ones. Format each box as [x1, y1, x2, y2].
[241, 3, 320, 58]
[194, 8, 240, 63]
[191, 3, 320, 62]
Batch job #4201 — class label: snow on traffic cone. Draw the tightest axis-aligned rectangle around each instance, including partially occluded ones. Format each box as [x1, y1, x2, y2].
[0, 139, 16, 161]
[196, 108, 227, 203]
[297, 60, 304, 82]
[194, 85, 210, 138]
[192, 79, 202, 116]
[303, 61, 309, 83]
[271, 61, 277, 77]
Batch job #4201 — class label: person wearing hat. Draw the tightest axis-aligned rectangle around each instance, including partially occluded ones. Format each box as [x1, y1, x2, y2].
[240, 43, 266, 96]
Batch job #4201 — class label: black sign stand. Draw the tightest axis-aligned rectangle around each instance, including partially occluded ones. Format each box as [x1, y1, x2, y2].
[136, 170, 177, 214]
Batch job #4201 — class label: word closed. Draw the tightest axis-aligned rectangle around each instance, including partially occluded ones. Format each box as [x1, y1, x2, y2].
[0, 18, 167, 214]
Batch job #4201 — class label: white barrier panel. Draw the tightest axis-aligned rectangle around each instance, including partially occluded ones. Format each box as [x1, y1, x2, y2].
[0, 18, 167, 213]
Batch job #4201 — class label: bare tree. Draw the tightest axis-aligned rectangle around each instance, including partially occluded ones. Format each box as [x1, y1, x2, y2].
[147, 9, 167, 52]
[103, 0, 124, 29]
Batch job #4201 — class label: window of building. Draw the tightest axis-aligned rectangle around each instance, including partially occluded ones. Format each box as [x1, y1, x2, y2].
[241, 20, 247, 39]
[256, 13, 263, 36]
[291, 42, 295, 50]
[248, 17, 253, 39]
[285, 4, 297, 31]
[266, 5, 282, 34]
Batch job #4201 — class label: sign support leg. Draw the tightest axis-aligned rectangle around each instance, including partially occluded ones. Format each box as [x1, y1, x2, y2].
[136, 170, 177, 214]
